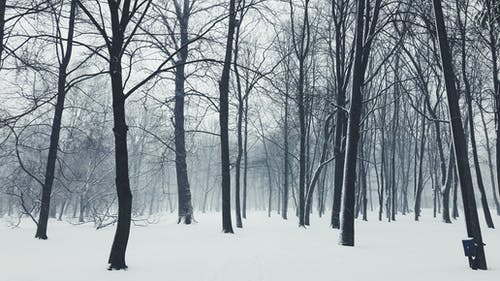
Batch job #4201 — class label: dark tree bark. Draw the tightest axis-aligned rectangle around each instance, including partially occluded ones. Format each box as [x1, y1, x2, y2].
[432, 0, 487, 269]
[174, 0, 194, 225]
[455, 0, 494, 228]
[339, 0, 365, 246]
[77, 0, 152, 269]
[0, 0, 5, 62]
[340, 0, 380, 246]
[218, 0, 237, 234]
[106, 14, 134, 272]
[35, 0, 77, 239]
[233, 2, 246, 227]
[442, 144, 454, 223]
[330, 0, 351, 229]
[390, 68, 400, 221]
[288, 0, 311, 227]
[452, 166, 459, 219]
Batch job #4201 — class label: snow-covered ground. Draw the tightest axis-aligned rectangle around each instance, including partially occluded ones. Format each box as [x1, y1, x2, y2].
[1, 210, 499, 281]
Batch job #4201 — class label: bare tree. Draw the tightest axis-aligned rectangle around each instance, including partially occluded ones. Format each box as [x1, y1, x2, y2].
[35, 0, 77, 240]
[218, 0, 238, 234]
[432, 0, 487, 269]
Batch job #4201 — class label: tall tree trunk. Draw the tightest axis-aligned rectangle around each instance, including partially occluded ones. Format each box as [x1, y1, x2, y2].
[432, 0, 487, 269]
[35, 0, 77, 239]
[288, 0, 311, 227]
[107, 54, 133, 270]
[218, 0, 237, 234]
[233, 8, 244, 227]
[330, 0, 350, 229]
[339, 0, 367, 246]
[390, 73, 399, 221]
[174, 0, 194, 225]
[297, 53, 307, 227]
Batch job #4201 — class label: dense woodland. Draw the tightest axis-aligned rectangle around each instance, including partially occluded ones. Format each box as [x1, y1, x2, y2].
[0, 0, 499, 271]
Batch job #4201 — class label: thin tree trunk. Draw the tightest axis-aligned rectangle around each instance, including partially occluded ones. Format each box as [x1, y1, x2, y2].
[305, 115, 332, 225]
[35, 0, 77, 239]
[243, 91, 249, 218]
[0, 0, 5, 63]
[452, 166, 459, 219]
[233, 8, 244, 227]
[442, 143, 454, 223]
[173, 0, 194, 225]
[479, 101, 500, 215]
[282, 84, 290, 219]
[414, 111, 426, 221]
[58, 199, 66, 221]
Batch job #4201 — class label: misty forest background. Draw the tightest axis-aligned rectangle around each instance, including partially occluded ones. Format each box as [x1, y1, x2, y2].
[0, 0, 499, 271]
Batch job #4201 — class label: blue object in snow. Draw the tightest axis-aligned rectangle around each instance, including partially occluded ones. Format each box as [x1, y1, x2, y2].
[462, 238, 477, 257]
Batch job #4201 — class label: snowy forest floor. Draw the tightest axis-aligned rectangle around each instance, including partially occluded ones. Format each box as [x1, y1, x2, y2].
[1, 210, 499, 281]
